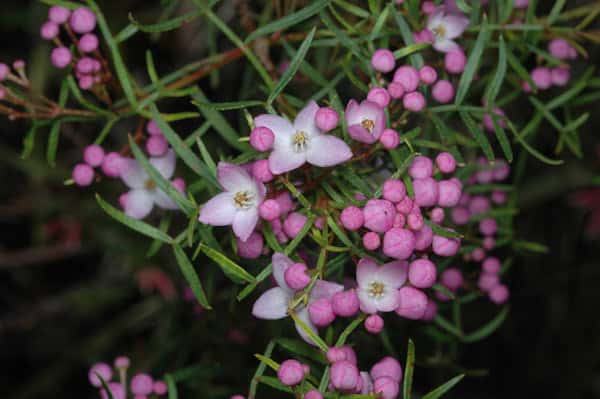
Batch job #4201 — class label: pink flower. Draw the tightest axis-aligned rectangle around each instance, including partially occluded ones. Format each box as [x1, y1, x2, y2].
[345, 99, 386, 144]
[426, 8, 469, 53]
[356, 258, 408, 314]
[252, 253, 343, 345]
[198, 162, 265, 241]
[254, 101, 352, 174]
[120, 150, 180, 220]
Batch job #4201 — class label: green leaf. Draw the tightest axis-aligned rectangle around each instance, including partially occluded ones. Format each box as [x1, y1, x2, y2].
[249, 341, 276, 399]
[393, 42, 430, 59]
[165, 374, 178, 399]
[484, 35, 507, 104]
[254, 354, 280, 372]
[289, 310, 329, 352]
[402, 339, 415, 399]
[463, 306, 509, 342]
[455, 17, 491, 105]
[172, 243, 212, 309]
[391, 7, 424, 67]
[460, 111, 495, 161]
[490, 113, 513, 162]
[276, 338, 326, 364]
[96, 194, 173, 243]
[46, 122, 62, 166]
[198, 243, 255, 283]
[21, 123, 39, 159]
[421, 374, 465, 399]
[513, 240, 548, 253]
[191, 100, 265, 111]
[506, 120, 564, 165]
[424, 220, 463, 239]
[335, 314, 367, 346]
[548, 0, 567, 25]
[268, 27, 316, 105]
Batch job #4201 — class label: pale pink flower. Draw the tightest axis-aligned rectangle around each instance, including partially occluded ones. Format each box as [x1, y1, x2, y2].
[426, 8, 470, 53]
[356, 258, 408, 314]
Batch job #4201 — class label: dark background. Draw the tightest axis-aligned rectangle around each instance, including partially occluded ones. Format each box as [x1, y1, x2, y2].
[0, 1, 598, 398]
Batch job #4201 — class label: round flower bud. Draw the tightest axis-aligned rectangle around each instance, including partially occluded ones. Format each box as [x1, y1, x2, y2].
[70, 7, 97, 34]
[259, 199, 281, 221]
[432, 234, 460, 257]
[432, 80, 454, 103]
[114, 356, 130, 369]
[362, 232, 381, 250]
[100, 383, 125, 399]
[413, 225, 433, 251]
[78, 76, 93, 90]
[101, 152, 123, 178]
[370, 357, 402, 382]
[51, 47, 72, 69]
[339, 346, 357, 365]
[382, 179, 406, 203]
[380, 128, 400, 149]
[387, 82, 405, 99]
[340, 206, 364, 231]
[437, 180, 461, 208]
[440, 268, 463, 291]
[315, 107, 339, 131]
[83, 144, 105, 167]
[309, 298, 336, 327]
[413, 178, 439, 207]
[395, 196, 413, 214]
[468, 196, 490, 215]
[393, 213, 406, 228]
[332, 289, 360, 317]
[551, 67, 570, 87]
[430, 207, 445, 224]
[482, 256, 501, 274]
[489, 284, 509, 304]
[363, 200, 396, 233]
[491, 190, 507, 205]
[421, 299, 438, 321]
[451, 207, 470, 225]
[383, 228, 415, 260]
[436, 152, 456, 174]
[371, 49, 396, 73]
[421, 1, 437, 14]
[278, 359, 304, 386]
[41, 21, 59, 40]
[531, 67, 552, 90]
[283, 212, 307, 238]
[471, 247, 486, 262]
[367, 87, 391, 108]
[330, 361, 360, 392]
[88, 362, 112, 387]
[483, 236, 496, 250]
[146, 134, 168, 157]
[49, 6, 70, 24]
[444, 49, 467, 74]
[79, 33, 99, 53]
[275, 192, 294, 214]
[393, 66, 420, 92]
[73, 163, 94, 186]
[413, 28, 434, 43]
[304, 390, 324, 399]
[153, 381, 168, 396]
[479, 218, 498, 236]
[284, 263, 311, 290]
[252, 159, 274, 183]
[237, 232, 263, 259]
[419, 65, 438, 85]
[146, 120, 161, 135]
[548, 38, 571, 60]
[0, 63, 9, 81]
[131, 373, 154, 395]
[408, 156, 433, 179]
[408, 259, 437, 289]
[478, 272, 500, 292]
[364, 314, 384, 334]
[406, 211, 424, 231]
[403, 91, 426, 112]
[373, 377, 399, 399]
[249, 126, 274, 152]
[326, 347, 347, 363]
[395, 286, 428, 320]
[493, 161, 510, 181]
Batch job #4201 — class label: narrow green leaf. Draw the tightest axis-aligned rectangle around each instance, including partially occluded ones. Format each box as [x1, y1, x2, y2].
[506, 120, 564, 165]
[172, 243, 212, 309]
[490, 113, 513, 162]
[391, 7, 424, 67]
[249, 341, 276, 399]
[402, 339, 415, 399]
[254, 354, 280, 371]
[463, 306, 509, 342]
[198, 243, 255, 283]
[422, 374, 465, 399]
[455, 17, 491, 105]
[191, 100, 264, 111]
[484, 35, 507, 104]
[424, 220, 463, 239]
[165, 374, 178, 399]
[460, 111, 495, 161]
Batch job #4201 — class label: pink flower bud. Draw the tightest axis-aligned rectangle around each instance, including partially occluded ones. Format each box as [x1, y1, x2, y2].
[419, 65, 438, 85]
[131, 373, 154, 395]
[49, 6, 70, 24]
[304, 390, 323, 399]
[451, 207, 470, 225]
[393, 66, 419, 92]
[251, 159, 274, 182]
[0, 63, 9, 81]
[421, 299, 437, 321]
[403, 91, 426, 112]
[435, 152, 456, 173]
[370, 356, 402, 382]
[430, 207, 445, 224]
[432, 80, 454, 103]
[250, 126, 275, 151]
[413, 178, 439, 207]
[278, 359, 304, 386]
[146, 134, 168, 157]
[332, 289, 360, 317]
[421, 1, 437, 14]
[114, 356, 130, 369]
[367, 87, 391, 108]
[41, 21, 59, 40]
[362, 231, 381, 250]
[444, 49, 467, 74]
[382, 179, 406, 203]
[482, 256, 501, 274]
[395, 286, 428, 320]
[393, 213, 406, 228]
[51, 47, 72, 69]
[408, 259, 437, 288]
[100, 383, 125, 399]
[548, 38, 571, 60]
[413, 29, 434, 43]
[383, 228, 415, 260]
[408, 156, 433, 179]
[309, 298, 336, 327]
[387, 82, 405, 99]
[395, 196, 414, 214]
[491, 190, 507, 205]
[364, 200, 396, 233]
[479, 218, 497, 236]
[73, 163, 94, 186]
[330, 361, 360, 392]
[88, 362, 112, 387]
[371, 49, 396, 73]
[483, 236, 495, 250]
[413, 225, 433, 250]
[380, 128, 400, 149]
[483, 108, 507, 132]
[407, 211, 424, 231]
[493, 160, 510, 181]
[275, 192, 294, 214]
[283, 212, 307, 238]
[373, 377, 399, 399]
[146, 120, 161, 135]
[478, 272, 500, 292]
[365, 314, 384, 334]
[83, 144, 105, 167]
[326, 347, 347, 363]
[237, 232, 263, 259]
[489, 284, 509, 304]
[101, 152, 124, 178]
[315, 107, 339, 131]
[259, 199, 281, 221]
[440, 268, 463, 291]
[531, 67, 552, 90]
[79, 33, 99, 53]
[284, 263, 310, 290]
[432, 234, 460, 257]
[469, 196, 490, 215]
[70, 7, 97, 34]
[153, 381, 168, 396]
[437, 180, 461, 208]
[340, 206, 364, 231]
[551, 67, 570, 86]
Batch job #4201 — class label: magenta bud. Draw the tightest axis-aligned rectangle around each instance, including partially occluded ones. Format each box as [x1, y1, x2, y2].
[363, 199, 396, 233]
[548, 38, 572, 60]
[430, 207, 445, 224]
[489, 284, 509, 304]
[367, 87, 391, 108]
[437, 180, 461, 208]
[101, 152, 123, 178]
[88, 362, 113, 387]
[250, 126, 275, 151]
[483, 236, 496, 250]
[444, 49, 467, 74]
[395, 286, 428, 320]
[419, 65, 438, 85]
[413, 178, 439, 207]
[237, 232, 263, 259]
[395, 196, 413, 214]
[146, 134, 168, 157]
[479, 218, 497, 236]
[283, 212, 307, 238]
[275, 192, 294, 214]
[370, 356, 402, 382]
[146, 120, 161, 135]
[332, 289, 360, 317]
[330, 361, 360, 392]
[153, 381, 168, 396]
[114, 356, 130, 369]
[72, 163, 94, 186]
[315, 107, 339, 131]
[421, 299, 438, 321]
[284, 263, 310, 290]
[393, 66, 419, 92]
[131, 373, 154, 395]
[340, 206, 364, 231]
[70, 7, 97, 34]
[531, 67, 552, 90]
[373, 377, 400, 399]
[49, 6, 71, 24]
[435, 152, 456, 174]
[383, 228, 415, 260]
[252, 159, 274, 183]
[482, 256, 501, 274]
[41, 21, 59, 40]
[79, 33, 99, 53]
[364, 314, 384, 334]
[408, 155, 433, 179]
[551, 67, 570, 86]
[387, 82, 405, 99]
[408, 258, 437, 288]
[51, 47, 72, 69]
[78, 76, 94, 90]
[393, 213, 406, 228]
[478, 272, 500, 292]
[380, 128, 400, 150]
[413, 225, 433, 251]
[471, 247, 486, 262]
[403, 91, 426, 112]
[362, 231, 381, 250]
[407, 211, 424, 230]
[304, 390, 324, 399]
[469, 196, 491, 215]
[309, 298, 336, 327]
[278, 359, 305, 386]
[371, 48, 396, 73]
[440, 268, 463, 291]
[382, 179, 406, 203]
[432, 234, 460, 257]
[326, 347, 347, 363]
[0, 63, 9, 81]
[432, 80, 454, 103]
[83, 144, 105, 167]
[259, 199, 281, 221]
[100, 383, 125, 399]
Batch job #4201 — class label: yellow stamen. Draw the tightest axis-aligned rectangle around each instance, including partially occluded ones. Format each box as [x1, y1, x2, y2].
[361, 119, 375, 133]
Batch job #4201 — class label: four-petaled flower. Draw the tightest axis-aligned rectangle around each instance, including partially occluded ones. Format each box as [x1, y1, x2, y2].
[426, 8, 469, 53]
[252, 253, 343, 345]
[198, 162, 265, 242]
[356, 258, 408, 314]
[254, 101, 353, 174]
[345, 100, 386, 144]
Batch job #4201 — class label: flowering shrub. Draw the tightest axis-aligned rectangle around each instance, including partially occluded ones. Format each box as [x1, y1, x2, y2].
[3, 0, 600, 398]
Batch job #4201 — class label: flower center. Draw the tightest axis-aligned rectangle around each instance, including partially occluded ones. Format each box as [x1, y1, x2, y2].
[145, 179, 156, 191]
[361, 119, 375, 133]
[433, 24, 446, 39]
[292, 130, 309, 152]
[233, 190, 254, 209]
[369, 281, 385, 299]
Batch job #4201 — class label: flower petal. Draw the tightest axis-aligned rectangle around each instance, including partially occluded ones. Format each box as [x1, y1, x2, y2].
[217, 162, 254, 192]
[348, 124, 378, 144]
[124, 189, 154, 219]
[433, 38, 459, 53]
[426, 10, 444, 31]
[151, 188, 178, 210]
[254, 114, 294, 137]
[443, 15, 469, 39]
[198, 192, 236, 226]
[294, 307, 320, 346]
[120, 159, 147, 189]
[356, 258, 378, 287]
[306, 135, 353, 167]
[293, 100, 320, 138]
[251, 287, 291, 319]
[149, 149, 176, 179]
[268, 146, 306, 174]
[232, 208, 259, 242]
[376, 288, 401, 312]
[357, 288, 378, 314]
[376, 260, 409, 289]
[310, 280, 344, 301]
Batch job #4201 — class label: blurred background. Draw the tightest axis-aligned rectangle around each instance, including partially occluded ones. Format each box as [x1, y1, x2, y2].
[0, 1, 598, 398]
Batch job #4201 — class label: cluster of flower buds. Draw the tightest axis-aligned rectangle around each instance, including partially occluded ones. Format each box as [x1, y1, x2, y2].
[524, 38, 577, 92]
[88, 356, 167, 399]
